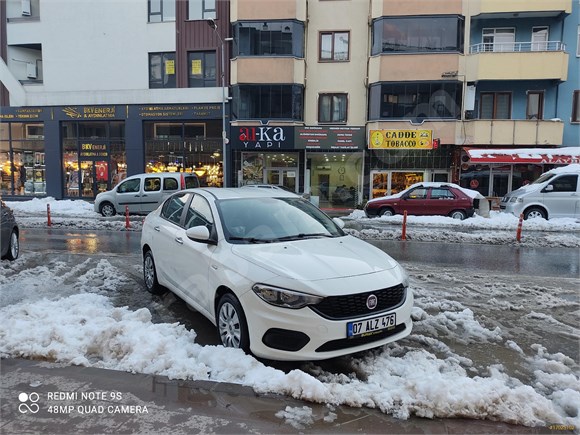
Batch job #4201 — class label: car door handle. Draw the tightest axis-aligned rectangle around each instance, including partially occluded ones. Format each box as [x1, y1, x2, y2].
[175, 237, 183, 245]
[154, 226, 160, 232]
[134, 194, 140, 197]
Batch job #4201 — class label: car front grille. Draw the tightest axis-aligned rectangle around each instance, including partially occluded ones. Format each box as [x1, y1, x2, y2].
[310, 284, 406, 320]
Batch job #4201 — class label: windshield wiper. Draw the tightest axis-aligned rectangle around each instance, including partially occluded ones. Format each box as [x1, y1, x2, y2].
[229, 236, 277, 244]
[274, 233, 334, 242]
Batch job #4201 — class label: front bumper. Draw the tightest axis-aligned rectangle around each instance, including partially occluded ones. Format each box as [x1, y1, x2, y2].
[239, 287, 414, 361]
[499, 201, 524, 216]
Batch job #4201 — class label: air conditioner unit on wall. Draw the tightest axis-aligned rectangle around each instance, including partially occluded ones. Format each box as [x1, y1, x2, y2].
[21, 0, 31, 16]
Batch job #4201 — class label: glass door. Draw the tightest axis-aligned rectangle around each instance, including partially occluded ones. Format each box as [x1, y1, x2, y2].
[265, 168, 297, 192]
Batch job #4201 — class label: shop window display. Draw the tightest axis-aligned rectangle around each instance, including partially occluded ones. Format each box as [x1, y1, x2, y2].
[0, 123, 46, 196]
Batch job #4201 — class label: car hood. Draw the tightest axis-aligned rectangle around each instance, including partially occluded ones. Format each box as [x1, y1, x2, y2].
[230, 235, 399, 281]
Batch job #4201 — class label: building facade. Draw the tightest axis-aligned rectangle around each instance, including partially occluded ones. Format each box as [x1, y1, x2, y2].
[1, 0, 578, 207]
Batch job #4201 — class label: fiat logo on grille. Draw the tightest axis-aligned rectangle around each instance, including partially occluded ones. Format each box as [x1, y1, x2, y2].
[366, 294, 378, 310]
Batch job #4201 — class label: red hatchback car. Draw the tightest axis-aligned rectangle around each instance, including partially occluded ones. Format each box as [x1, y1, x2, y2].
[364, 182, 476, 220]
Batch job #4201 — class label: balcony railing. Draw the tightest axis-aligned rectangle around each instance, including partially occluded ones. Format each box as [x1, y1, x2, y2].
[469, 41, 566, 54]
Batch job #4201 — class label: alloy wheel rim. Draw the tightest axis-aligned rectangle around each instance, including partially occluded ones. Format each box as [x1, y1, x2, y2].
[144, 256, 154, 289]
[218, 302, 241, 348]
[103, 205, 114, 216]
[10, 233, 19, 258]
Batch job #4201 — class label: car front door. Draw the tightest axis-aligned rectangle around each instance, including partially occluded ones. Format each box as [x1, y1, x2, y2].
[171, 194, 216, 317]
[542, 174, 578, 218]
[400, 187, 428, 215]
[115, 177, 143, 214]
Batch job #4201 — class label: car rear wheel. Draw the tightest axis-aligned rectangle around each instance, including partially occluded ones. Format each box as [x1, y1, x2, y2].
[217, 293, 249, 352]
[379, 207, 395, 217]
[100, 202, 116, 217]
[449, 210, 467, 220]
[143, 250, 163, 294]
[6, 229, 19, 260]
[524, 207, 547, 220]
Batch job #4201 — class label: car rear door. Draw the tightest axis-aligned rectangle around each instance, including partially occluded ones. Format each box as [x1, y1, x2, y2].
[427, 187, 457, 215]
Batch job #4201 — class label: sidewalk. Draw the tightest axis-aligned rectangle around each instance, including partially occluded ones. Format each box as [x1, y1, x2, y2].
[1, 358, 549, 434]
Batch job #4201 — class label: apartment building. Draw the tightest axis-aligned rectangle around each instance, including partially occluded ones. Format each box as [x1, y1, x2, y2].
[1, 0, 578, 206]
[0, 0, 229, 199]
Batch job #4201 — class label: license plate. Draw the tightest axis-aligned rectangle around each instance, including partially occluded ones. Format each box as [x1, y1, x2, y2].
[347, 313, 396, 338]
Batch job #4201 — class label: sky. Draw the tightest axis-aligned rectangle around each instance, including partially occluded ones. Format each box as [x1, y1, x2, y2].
[1, 197, 579, 430]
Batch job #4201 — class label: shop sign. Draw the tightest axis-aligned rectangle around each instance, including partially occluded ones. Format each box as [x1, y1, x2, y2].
[295, 126, 364, 150]
[62, 106, 117, 119]
[80, 143, 108, 158]
[0, 107, 47, 121]
[230, 126, 295, 150]
[133, 104, 222, 119]
[369, 129, 432, 149]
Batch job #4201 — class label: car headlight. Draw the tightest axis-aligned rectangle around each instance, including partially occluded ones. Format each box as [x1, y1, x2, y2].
[252, 284, 324, 309]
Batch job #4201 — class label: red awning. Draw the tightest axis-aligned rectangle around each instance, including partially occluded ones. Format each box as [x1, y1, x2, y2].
[464, 147, 580, 165]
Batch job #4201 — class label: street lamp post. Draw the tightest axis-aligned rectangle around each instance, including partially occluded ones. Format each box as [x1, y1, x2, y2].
[207, 18, 229, 187]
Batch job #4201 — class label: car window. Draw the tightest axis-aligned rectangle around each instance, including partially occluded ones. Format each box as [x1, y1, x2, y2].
[184, 175, 200, 189]
[160, 193, 191, 225]
[406, 187, 428, 199]
[184, 194, 214, 231]
[144, 177, 161, 192]
[117, 178, 140, 193]
[163, 177, 178, 191]
[430, 188, 455, 200]
[548, 175, 577, 193]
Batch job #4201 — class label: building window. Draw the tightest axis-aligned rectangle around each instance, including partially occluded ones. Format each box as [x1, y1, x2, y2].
[232, 84, 304, 121]
[372, 16, 464, 55]
[526, 91, 544, 120]
[188, 0, 216, 20]
[233, 21, 304, 57]
[149, 53, 176, 89]
[319, 94, 347, 123]
[320, 31, 349, 61]
[148, 0, 175, 22]
[0, 122, 46, 197]
[480, 92, 511, 119]
[188, 51, 216, 88]
[368, 82, 462, 121]
[482, 28, 515, 52]
[573, 91, 580, 123]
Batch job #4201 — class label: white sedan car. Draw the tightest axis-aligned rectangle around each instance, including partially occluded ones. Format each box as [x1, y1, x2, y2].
[140, 187, 413, 361]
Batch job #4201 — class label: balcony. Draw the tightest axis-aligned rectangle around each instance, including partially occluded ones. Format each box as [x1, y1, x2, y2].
[233, 0, 306, 21]
[469, 0, 571, 17]
[463, 120, 564, 146]
[467, 42, 568, 81]
[369, 53, 462, 83]
[231, 58, 305, 85]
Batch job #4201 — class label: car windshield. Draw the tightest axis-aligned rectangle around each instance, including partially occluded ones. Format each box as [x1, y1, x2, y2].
[532, 173, 556, 185]
[217, 197, 345, 243]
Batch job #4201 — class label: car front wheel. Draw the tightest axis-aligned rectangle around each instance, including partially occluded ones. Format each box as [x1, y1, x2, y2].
[524, 207, 547, 220]
[100, 202, 116, 217]
[379, 207, 395, 217]
[143, 250, 163, 294]
[6, 229, 19, 260]
[449, 210, 467, 220]
[217, 293, 249, 352]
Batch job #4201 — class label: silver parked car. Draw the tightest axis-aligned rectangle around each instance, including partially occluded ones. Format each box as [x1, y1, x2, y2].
[1, 200, 19, 261]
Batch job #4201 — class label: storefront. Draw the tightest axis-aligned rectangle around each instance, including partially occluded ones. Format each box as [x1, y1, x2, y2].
[459, 147, 580, 201]
[230, 126, 365, 209]
[366, 129, 452, 200]
[0, 103, 224, 200]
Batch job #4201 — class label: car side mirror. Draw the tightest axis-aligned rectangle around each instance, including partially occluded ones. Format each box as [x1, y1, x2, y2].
[542, 185, 554, 193]
[333, 217, 345, 229]
[186, 226, 216, 245]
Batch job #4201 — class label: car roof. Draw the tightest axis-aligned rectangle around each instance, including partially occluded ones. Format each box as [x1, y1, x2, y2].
[181, 187, 301, 200]
[127, 172, 197, 178]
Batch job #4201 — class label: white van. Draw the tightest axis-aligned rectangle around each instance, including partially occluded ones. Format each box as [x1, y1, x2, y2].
[94, 172, 200, 216]
[500, 164, 580, 220]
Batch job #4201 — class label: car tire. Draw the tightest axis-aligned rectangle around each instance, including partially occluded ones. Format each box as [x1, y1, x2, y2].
[100, 202, 116, 217]
[6, 229, 19, 261]
[217, 293, 250, 352]
[379, 207, 395, 217]
[143, 250, 163, 295]
[449, 210, 467, 220]
[524, 207, 547, 220]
